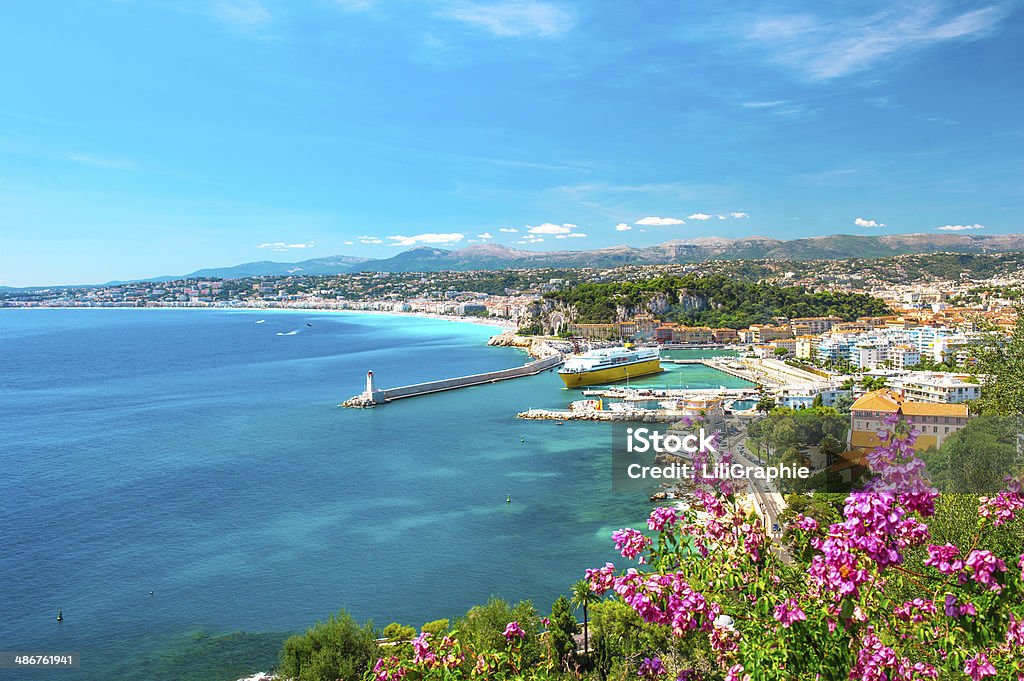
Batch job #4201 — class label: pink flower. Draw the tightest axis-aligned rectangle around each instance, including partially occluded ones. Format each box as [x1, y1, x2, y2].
[773, 598, 807, 628]
[791, 513, 819, 532]
[648, 506, 678, 532]
[411, 632, 433, 665]
[724, 664, 750, 681]
[1007, 614, 1024, 647]
[893, 599, 936, 623]
[963, 652, 996, 680]
[586, 562, 616, 594]
[502, 621, 525, 640]
[612, 528, 652, 561]
[638, 656, 667, 679]
[924, 544, 963, 575]
[372, 656, 407, 681]
[964, 550, 1006, 592]
[944, 594, 976, 618]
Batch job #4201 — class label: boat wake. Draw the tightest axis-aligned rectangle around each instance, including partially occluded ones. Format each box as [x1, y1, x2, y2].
[276, 329, 300, 336]
[255, 320, 266, 324]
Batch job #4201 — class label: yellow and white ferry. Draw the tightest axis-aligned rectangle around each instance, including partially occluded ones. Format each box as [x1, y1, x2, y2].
[558, 345, 662, 388]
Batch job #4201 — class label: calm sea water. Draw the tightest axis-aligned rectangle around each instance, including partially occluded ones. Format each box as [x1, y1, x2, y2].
[0, 310, 750, 681]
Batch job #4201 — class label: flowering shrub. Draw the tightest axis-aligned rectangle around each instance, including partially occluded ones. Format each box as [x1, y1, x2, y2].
[588, 416, 1024, 680]
[367, 621, 554, 681]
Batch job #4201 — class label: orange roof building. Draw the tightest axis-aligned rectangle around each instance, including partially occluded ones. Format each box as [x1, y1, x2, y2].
[849, 388, 970, 452]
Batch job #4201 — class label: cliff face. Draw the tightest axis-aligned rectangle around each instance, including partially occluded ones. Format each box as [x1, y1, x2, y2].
[612, 290, 706, 321]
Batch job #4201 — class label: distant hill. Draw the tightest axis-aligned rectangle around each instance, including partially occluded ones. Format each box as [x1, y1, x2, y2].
[109, 232, 1024, 282]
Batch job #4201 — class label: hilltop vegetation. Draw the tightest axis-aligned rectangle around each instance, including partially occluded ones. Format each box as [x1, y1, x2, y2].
[546, 274, 890, 327]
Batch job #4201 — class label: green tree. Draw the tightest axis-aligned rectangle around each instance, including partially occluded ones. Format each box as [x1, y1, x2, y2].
[547, 595, 578, 670]
[971, 308, 1024, 415]
[278, 610, 377, 681]
[420, 619, 449, 637]
[453, 597, 543, 668]
[756, 396, 776, 414]
[382, 622, 415, 643]
[570, 578, 600, 655]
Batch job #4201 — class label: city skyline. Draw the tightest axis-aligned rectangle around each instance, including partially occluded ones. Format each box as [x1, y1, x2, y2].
[2, 0, 1023, 285]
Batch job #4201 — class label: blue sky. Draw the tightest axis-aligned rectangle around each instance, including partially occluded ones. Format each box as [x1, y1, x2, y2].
[2, 0, 1023, 285]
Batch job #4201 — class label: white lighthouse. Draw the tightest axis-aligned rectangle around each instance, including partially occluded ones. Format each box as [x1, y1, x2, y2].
[361, 370, 384, 405]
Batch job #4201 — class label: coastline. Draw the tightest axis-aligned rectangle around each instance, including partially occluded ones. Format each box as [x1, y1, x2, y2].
[0, 304, 516, 332]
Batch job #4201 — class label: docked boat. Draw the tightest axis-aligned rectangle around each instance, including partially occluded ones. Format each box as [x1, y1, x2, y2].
[558, 345, 662, 388]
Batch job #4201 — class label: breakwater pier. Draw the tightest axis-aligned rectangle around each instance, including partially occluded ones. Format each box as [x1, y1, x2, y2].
[341, 355, 563, 407]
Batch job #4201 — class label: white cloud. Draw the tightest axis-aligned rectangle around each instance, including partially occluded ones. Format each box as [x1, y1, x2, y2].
[636, 216, 685, 226]
[730, 212, 750, 218]
[499, 227, 519, 233]
[687, 213, 713, 221]
[358, 236, 384, 245]
[854, 217, 887, 227]
[258, 241, 315, 251]
[745, 5, 1007, 81]
[516, 235, 545, 244]
[477, 232, 493, 239]
[936, 223, 985, 231]
[564, 232, 586, 238]
[211, 0, 271, 27]
[386, 232, 466, 247]
[716, 215, 726, 220]
[343, 241, 355, 245]
[614, 223, 632, 231]
[441, 1, 575, 38]
[333, 0, 377, 10]
[526, 222, 574, 235]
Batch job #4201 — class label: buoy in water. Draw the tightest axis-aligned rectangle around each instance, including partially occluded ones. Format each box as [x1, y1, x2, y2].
[506, 494, 512, 503]
[56, 608, 62, 622]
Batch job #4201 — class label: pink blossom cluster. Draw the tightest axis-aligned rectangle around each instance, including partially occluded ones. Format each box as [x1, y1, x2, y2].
[501, 621, 525, 640]
[637, 656, 667, 679]
[925, 545, 1007, 593]
[923, 543, 964, 575]
[410, 632, 463, 669]
[963, 550, 1007, 593]
[893, 599, 936, 623]
[849, 628, 938, 680]
[1006, 614, 1024, 647]
[589, 568, 721, 637]
[612, 528, 653, 561]
[372, 656, 408, 681]
[791, 512, 819, 532]
[772, 598, 807, 628]
[863, 415, 938, 517]
[963, 651, 997, 680]
[807, 490, 929, 601]
[943, 594, 977, 618]
[648, 506, 678, 532]
[979, 488, 1024, 526]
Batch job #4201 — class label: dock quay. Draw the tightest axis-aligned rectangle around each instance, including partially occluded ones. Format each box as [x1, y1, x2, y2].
[517, 408, 680, 423]
[342, 355, 563, 407]
[580, 387, 758, 401]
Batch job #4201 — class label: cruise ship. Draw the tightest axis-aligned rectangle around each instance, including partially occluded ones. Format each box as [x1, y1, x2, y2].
[558, 345, 663, 388]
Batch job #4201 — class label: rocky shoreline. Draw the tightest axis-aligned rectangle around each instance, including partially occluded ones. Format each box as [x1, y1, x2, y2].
[485, 332, 566, 360]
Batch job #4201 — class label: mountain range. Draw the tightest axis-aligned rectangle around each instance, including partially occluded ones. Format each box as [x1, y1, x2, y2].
[121, 232, 1024, 282]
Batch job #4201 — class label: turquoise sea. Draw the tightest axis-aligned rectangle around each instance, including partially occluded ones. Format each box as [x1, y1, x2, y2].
[0, 310, 749, 681]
